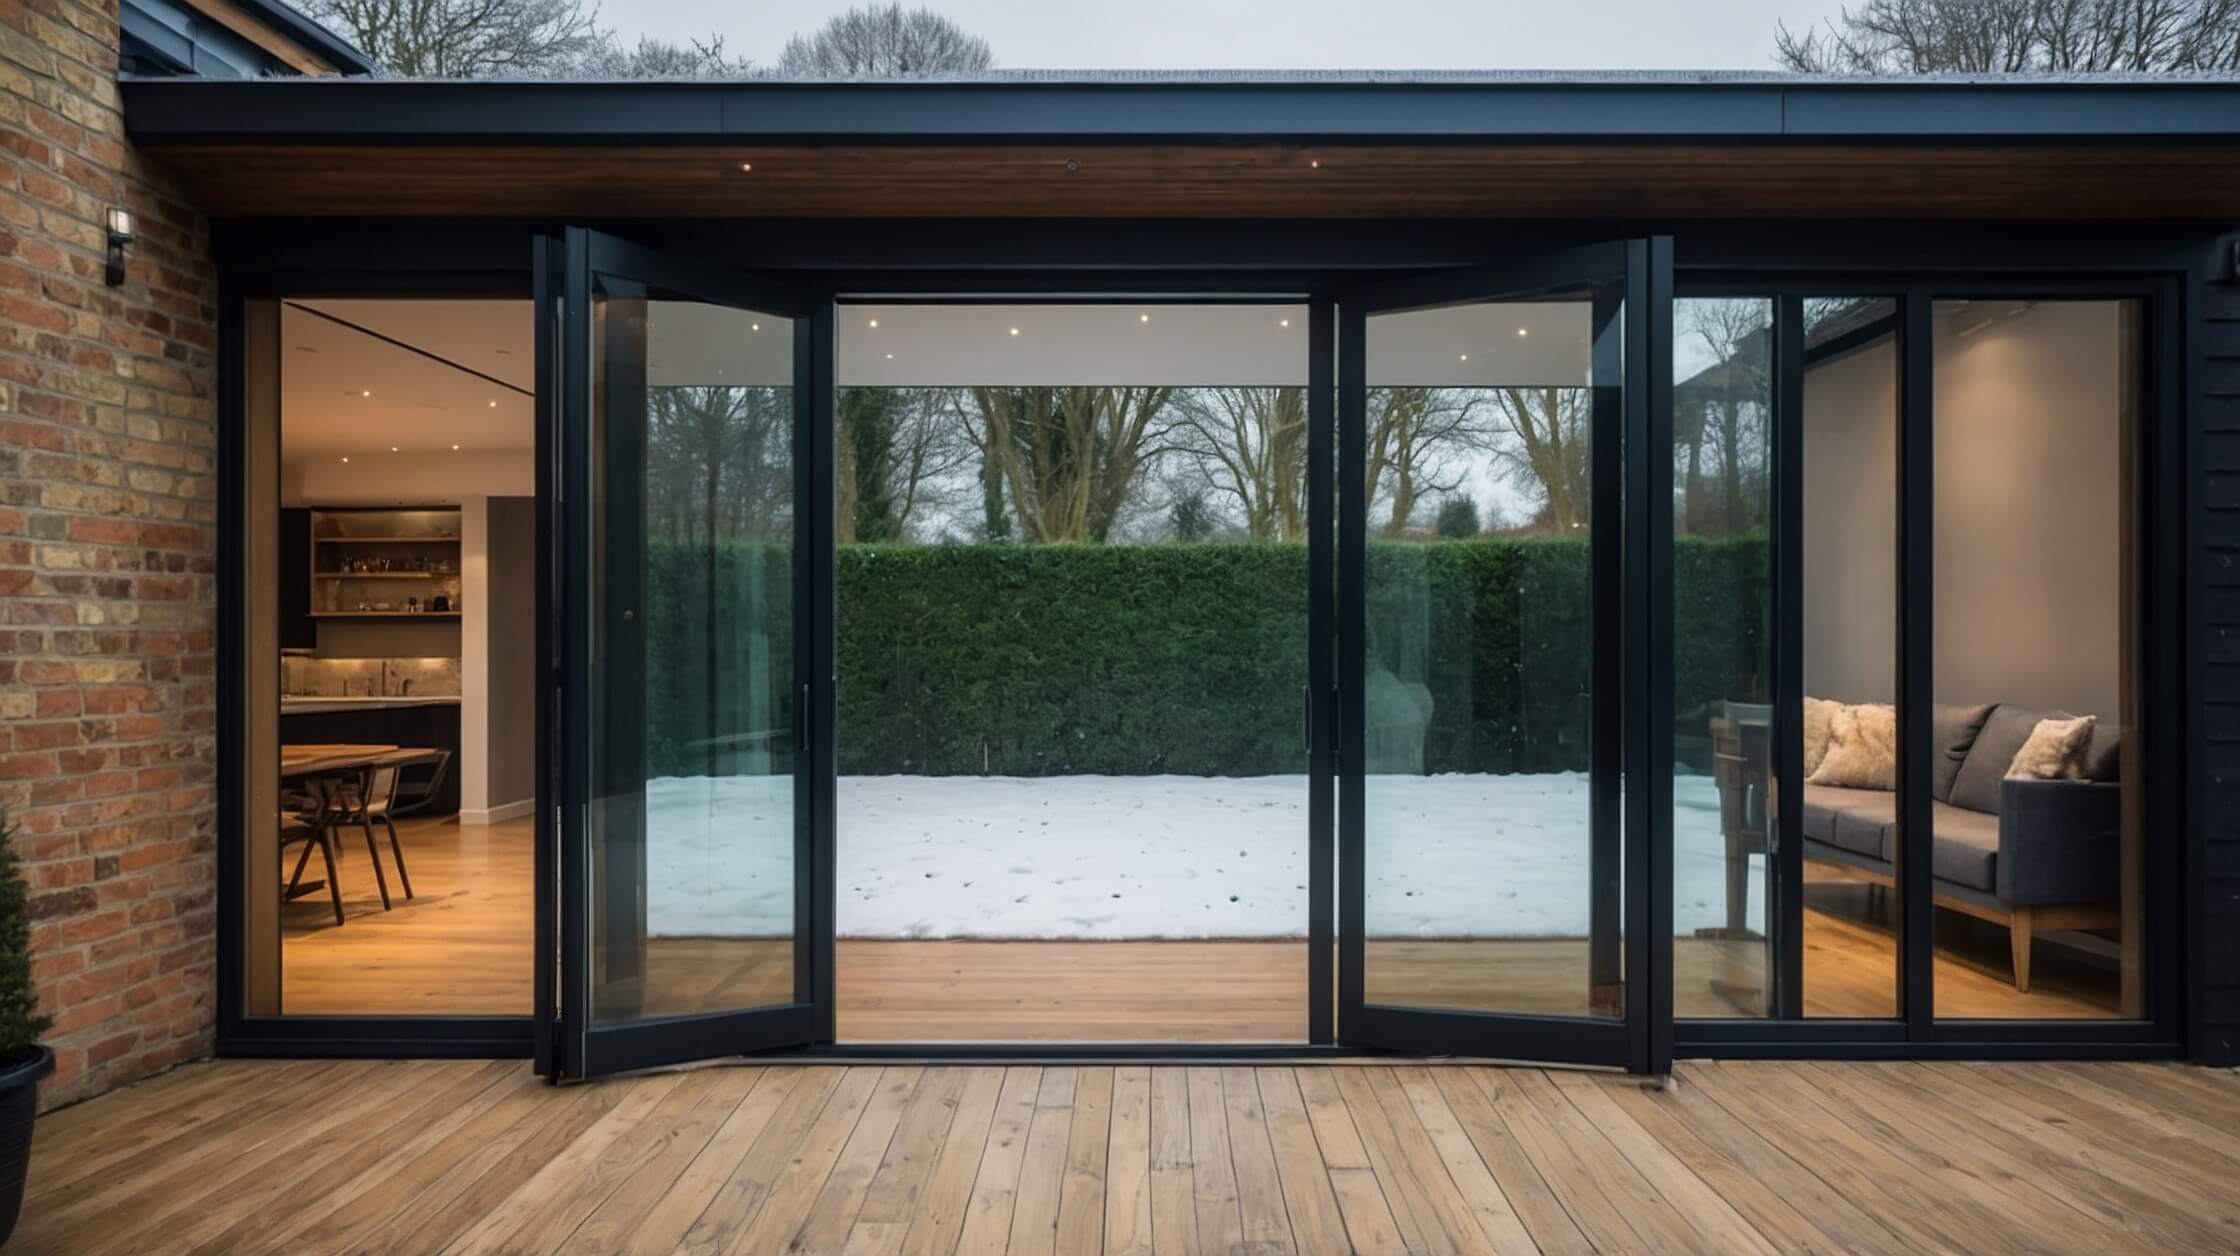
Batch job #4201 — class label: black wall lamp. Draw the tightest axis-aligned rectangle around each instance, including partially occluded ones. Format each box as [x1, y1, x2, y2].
[104, 207, 134, 286]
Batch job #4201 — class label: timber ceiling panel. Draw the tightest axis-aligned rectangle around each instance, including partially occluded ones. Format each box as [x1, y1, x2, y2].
[141, 143, 2240, 218]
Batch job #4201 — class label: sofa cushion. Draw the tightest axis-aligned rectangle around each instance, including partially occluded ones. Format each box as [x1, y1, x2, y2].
[2007, 714, 2097, 781]
[2082, 724, 2123, 782]
[1801, 784, 1893, 860]
[1930, 703, 1995, 802]
[1930, 801, 2000, 893]
[1949, 704, 2056, 815]
[1809, 703, 1897, 790]
[1834, 798, 1897, 862]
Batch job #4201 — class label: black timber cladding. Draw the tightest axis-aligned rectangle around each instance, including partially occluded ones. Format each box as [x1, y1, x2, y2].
[2202, 229, 2240, 1066]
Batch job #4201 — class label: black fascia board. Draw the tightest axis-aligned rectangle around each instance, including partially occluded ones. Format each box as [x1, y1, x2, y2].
[119, 75, 2240, 147]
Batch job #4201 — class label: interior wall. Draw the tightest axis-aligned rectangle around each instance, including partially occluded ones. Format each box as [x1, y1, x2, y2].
[1802, 335, 1898, 705]
[1801, 302, 2125, 722]
[285, 449, 534, 506]
[487, 497, 539, 811]
[1931, 302, 2124, 721]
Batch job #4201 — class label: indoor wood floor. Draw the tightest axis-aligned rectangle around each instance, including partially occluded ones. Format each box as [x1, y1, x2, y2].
[279, 817, 2119, 1030]
[21, 1057, 2240, 1254]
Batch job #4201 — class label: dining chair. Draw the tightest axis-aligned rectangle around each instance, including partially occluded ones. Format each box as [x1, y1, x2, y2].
[356, 763, 415, 901]
[278, 807, 344, 927]
[385, 750, 452, 823]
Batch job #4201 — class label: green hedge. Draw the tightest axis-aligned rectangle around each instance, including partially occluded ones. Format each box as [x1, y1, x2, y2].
[642, 537, 1767, 779]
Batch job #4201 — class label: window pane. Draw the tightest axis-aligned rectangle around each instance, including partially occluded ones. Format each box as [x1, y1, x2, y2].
[1672, 298, 1775, 1017]
[590, 293, 797, 1024]
[1801, 297, 1901, 1019]
[1361, 295, 1620, 1018]
[1931, 299, 2139, 1020]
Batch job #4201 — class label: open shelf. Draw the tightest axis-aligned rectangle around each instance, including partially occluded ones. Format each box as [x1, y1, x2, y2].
[308, 508, 463, 619]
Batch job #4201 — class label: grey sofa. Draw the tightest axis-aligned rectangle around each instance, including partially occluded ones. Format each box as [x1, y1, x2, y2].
[1800, 702, 2122, 992]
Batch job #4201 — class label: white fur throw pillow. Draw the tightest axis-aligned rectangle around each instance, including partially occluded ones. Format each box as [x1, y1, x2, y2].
[1802, 696, 1842, 778]
[1807, 702, 1897, 790]
[2006, 714, 2097, 780]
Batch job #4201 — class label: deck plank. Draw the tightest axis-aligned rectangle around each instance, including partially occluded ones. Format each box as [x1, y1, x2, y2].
[19, 1058, 2240, 1255]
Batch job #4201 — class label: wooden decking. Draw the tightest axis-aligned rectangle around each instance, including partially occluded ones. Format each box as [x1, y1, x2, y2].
[21, 1057, 2240, 1253]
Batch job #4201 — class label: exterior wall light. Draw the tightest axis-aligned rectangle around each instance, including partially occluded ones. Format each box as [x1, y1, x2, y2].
[104, 207, 135, 286]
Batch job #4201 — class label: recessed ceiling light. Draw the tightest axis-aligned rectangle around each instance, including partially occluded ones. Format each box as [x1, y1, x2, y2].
[356, 389, 372, 398]
[339, 456, 349, 463]
[1008, 327, 1020, 336]
[389, 446, 399, 453]
[885, 353, 894, 360]
[1516, 327, 1529, 337]
[487, 400, 497, 408]
[1458, 354, 1469, 362]
[1310, 159, 1321, 169]
[738, 161, 753, 172]
[867, 318, 879, 328]
[452, 444, 460, 451]
[1139, 313, 1150, 323]
[1280, 318, 1291, 328]
[751, 323, 761, 332]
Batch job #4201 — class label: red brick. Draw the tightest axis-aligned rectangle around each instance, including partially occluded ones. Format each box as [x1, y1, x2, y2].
[1, 0, 218, 1110]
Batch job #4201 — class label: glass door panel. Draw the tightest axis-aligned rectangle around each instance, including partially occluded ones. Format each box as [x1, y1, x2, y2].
[1340, 242, 1660, 1068]
[557, 228, 823, 1079]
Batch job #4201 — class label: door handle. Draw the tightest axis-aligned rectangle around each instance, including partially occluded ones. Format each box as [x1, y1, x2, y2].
[1302, 684, 1312, 752]
[795, 681, 809, 752]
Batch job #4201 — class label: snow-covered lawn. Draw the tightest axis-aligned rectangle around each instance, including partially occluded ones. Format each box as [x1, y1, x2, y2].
[645, 772, 1761, 940]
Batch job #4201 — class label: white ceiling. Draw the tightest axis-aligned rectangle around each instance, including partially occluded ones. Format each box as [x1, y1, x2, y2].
[282, 299, 534, 461]
[278, 295, 1594, 469]
[646, 299, 1593, 388]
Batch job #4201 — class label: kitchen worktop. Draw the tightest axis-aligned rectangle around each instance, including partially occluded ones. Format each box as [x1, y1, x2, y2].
[279, 695, 462, 715]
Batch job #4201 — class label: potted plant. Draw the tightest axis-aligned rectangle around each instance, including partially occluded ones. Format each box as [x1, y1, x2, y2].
[0, 807, 52, 1245]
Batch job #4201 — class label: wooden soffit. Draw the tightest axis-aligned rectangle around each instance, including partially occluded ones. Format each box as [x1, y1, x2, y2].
[143, 141, 2240, 219]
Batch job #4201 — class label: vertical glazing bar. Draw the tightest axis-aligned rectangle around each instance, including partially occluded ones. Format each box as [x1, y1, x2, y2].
[1898, 291, 1936, 1038]
[1622, 241, 1653, 1074]
[1644, 236, 1676, 1075]
[531, 235, 558, 1079]
[806, 300, 838, 1040]
[1774, 294, 1807, 1022]
[1336, 300, 1368, 1037]
[1588, 288, 1625, 1010]
[1307, 295, 1336, 1045]
[557, 227, 593, 1079]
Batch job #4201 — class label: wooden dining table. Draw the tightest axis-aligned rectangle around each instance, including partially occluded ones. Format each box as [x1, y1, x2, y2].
[279, 743, 445, 923]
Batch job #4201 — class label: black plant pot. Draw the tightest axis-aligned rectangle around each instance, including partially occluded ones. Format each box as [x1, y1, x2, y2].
[0, 1045, 51, 1247]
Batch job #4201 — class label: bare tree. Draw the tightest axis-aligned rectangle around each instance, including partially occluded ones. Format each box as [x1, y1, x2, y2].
[562, 32, 751, 78]
[1171, 387, 1309, 542]
[836, 388, 975, 542]
[1486, 388, 1594, 532]
[300, 0, 604, 76]
[1364, 388, 1483, 537]
[1674, 301, 1771, 538]
[775, 3, 996, 77]
[962, 387, 1177, 543]
[1776, 0, 2240, 73]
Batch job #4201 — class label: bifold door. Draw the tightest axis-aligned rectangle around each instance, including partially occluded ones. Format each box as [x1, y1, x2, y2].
[1336, 240, 1673, 1072]
[542, 229, 831, 1080]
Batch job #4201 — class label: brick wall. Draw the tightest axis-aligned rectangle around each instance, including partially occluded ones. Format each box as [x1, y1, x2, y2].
[0, 0, 219, 1106]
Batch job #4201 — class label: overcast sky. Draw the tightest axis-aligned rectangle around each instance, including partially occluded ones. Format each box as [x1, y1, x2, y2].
[619, 0, 1845, 72]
